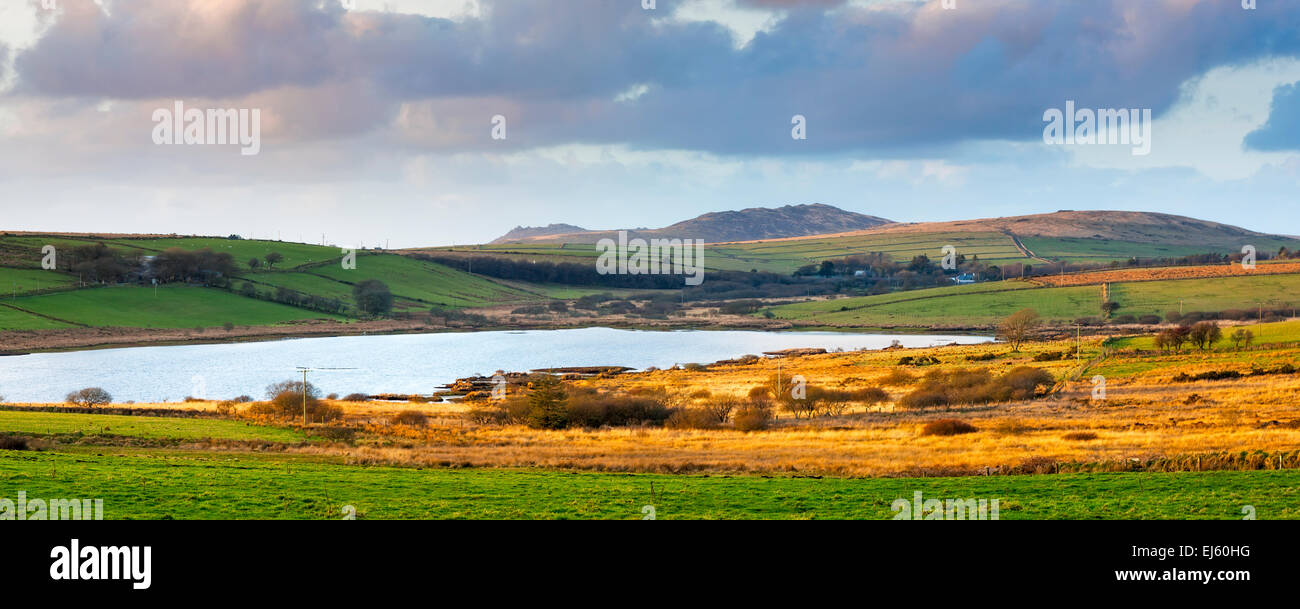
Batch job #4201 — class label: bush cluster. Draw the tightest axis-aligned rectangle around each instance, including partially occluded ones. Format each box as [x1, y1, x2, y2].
[899, 367, 1054, 409]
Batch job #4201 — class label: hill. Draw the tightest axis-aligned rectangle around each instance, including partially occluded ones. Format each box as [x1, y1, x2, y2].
[489, 224, 590, 244]
[490, 204, 892, 244]
[800, 210, 1275, 247]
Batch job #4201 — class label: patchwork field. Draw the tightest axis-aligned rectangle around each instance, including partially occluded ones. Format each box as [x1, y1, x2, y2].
[767, 273, 1300, 327]
[0, 235, 545, 331]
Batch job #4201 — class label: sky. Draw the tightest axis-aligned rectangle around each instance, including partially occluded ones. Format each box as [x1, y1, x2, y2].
[1, 0, 1299, 248]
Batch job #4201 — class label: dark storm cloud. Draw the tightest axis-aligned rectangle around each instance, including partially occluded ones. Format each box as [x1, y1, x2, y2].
[1244, 81, 1300, 152]
[10, 0, 1300, 154]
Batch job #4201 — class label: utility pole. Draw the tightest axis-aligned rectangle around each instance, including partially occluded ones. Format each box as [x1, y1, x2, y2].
[302, 368, 310, 424]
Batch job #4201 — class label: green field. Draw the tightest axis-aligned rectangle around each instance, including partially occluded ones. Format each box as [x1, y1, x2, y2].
[0, 410, 304, 442]
[5, 285, 340, 328]
[0, 449, 1294, 519]
[1107, 319, 1300, 351]
[433, 231, 1026, 274]
[444, 231, 1300, 274]
[1023, 236, 1300, 264]
[0, 267, 79, 295]
[0, 304, 72, 330]
[307, 254, 536, 308]
[104, 237, 341, 271]
[768, 273, 1300, 327]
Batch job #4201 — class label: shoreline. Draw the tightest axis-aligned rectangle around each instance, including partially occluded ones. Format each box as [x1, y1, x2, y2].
[0, 317, 1003, 355]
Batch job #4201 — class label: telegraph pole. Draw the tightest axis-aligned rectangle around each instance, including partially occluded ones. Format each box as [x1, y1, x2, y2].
[302, 368, 310, 424]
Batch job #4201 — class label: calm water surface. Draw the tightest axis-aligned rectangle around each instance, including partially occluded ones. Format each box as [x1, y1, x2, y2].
[0, 328, 993, 403]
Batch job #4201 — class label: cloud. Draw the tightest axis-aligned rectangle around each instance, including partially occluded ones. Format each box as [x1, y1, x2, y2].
[7, 0, 1300, 158]
[1244, 81, 1300, 152]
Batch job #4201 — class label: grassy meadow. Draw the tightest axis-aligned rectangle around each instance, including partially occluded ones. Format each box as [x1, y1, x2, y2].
[2, 449, 1294, 519]
[6, 285, 341, 328]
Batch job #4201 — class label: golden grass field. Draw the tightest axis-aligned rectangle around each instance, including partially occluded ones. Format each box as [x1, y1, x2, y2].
[46, 320, 1294, 479]
[1030, 261, 1300, 287]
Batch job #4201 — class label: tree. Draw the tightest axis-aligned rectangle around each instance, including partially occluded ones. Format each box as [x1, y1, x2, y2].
[998, 308, 1041, 351]
[264, 252, 284, 268]
[1230, 328, 1254, 350]
[66, 387, 111, 408]
[525, 374, 568, 429]
[1232, 325, 1253, 348]
[352, 279, 393, 316]
[1158, 325, 1191, 351]
[248, 257, 261, 270]
[1100, 301, 1120, 318]
[1188, 321, 1222, 350]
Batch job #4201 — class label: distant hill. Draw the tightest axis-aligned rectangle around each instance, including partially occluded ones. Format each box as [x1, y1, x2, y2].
[490, 204, 893, 244]
[831, 210, 1275, 247]
[490, 224, 590, 244]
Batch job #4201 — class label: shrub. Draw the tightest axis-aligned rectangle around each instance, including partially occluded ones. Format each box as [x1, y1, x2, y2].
[899, 366, 1053, 409]
[524, 374, 568, 429]
[699, 398, 738, 423]
[257, 379, 341, 422]
[1062, 431, 1098, 441]
[879, 368, 916, 386]
[993, 418, 1030, 435]
[897, 355, 940, 366]
[342, 393, 370, 402]
[732, 403, 774, 431]
[566, 389, 672, 428]
[389, 411, 429, 427]
[312, 426, 356, 442]
[848, 387, 890, 405]
[66, 387, 112, 408]
[0, 436, 32, 451]
[665, 408, 721, 430]
[215, 400, 240, 416]
[352, 279, 394, 316]
[919, 419, 978, 436]
[1138, 315, 1163, 325]
[230, 395, 254, 403]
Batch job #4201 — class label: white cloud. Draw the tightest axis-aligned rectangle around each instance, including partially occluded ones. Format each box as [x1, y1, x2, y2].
[663, 0, 783, 49]
[1066, 57, 1300, 180]
[340, 0, 481, 20]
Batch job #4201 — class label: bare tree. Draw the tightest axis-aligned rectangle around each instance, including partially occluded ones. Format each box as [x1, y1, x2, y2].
[998, 308, 1041, 351]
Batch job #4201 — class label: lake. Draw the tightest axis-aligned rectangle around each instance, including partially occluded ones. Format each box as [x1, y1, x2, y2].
[0, 328, 993, 403]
